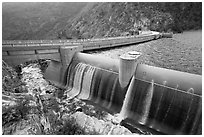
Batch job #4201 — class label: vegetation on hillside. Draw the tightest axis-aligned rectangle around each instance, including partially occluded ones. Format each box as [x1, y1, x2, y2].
[148, 2, 202, 32]
[62, 2, 202, 39]
[2, 2, 202, 40]
[2, 2, 87, 40]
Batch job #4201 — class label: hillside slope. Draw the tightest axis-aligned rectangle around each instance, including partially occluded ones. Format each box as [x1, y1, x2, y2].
[2, 2, 202, 40]
[2, 2, 87, 40]
[62, 2, 202, 39]
[62, 2, 172, 39]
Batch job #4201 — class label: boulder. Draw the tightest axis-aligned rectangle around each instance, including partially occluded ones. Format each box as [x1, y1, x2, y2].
[70, 112, 132, 135]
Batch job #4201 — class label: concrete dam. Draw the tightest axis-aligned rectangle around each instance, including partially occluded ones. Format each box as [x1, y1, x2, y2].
[2, 31, 202, 135]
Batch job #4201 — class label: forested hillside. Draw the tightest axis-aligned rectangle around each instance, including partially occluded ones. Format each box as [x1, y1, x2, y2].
[2, 2, 202, 40]
[2, 2, 87, 40]
[62, 2, 202, 39]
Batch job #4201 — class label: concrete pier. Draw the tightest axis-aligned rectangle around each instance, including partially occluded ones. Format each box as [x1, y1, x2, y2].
[119, 51, 141, 88]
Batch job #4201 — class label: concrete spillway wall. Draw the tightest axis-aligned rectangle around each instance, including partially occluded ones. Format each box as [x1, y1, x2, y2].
[3, 31, 200, 134]
[44, 52, 201, 135]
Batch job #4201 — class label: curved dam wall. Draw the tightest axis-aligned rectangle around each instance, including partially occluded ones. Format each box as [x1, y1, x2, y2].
[44, 52, 202, 135]
[2, 31, 200, 134]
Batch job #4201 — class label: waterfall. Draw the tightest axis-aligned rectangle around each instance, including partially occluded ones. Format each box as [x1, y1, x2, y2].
[119, 76, 135, 121]
[106, 77, 118, 110]
[65, 62, 124, 113]
[180, 88, 194, 132]
[189, 98, 202, 134]
[78, 66, 96, 100]
[138, 80, 154, 124]
[161, 85, 178, 124]
[153, 81, 167, 121]
[66, 63, 87, 99]
[62, 61, 201, 135]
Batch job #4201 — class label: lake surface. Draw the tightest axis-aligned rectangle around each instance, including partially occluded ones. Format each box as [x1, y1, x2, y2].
[89, 30, 202, 75]
[173, 30, 202, 48]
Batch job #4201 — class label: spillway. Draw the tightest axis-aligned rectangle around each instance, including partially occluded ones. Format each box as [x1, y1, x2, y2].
[44, 52, 202, 135]
[64, 61, 127, 113]
[119, 76, 201, 134]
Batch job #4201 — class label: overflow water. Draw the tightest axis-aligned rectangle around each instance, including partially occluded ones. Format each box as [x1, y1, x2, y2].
[65, 61, 126, 113]
[117, 77, 202, 135]
[62, 60, 201, 135]
[66, 63, 87, 99]
[78, 65, 96, 100]
[138, 80, 154, 124]
[180, 88, 194, 133]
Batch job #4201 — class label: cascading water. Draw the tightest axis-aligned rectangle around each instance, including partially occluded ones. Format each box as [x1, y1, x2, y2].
[117, 75, 202, 135]
[138, 80, 154, 125]
[66, 63, 87, 99]
[78, 65, 95, 100]
[119, 76, 135, 121]
[65, 61, 126, 113]
[57, 56, 201, 135]
[180, 88, 194, 132]
[151, 81, 167, 126]
[106, 77, 119, 109]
